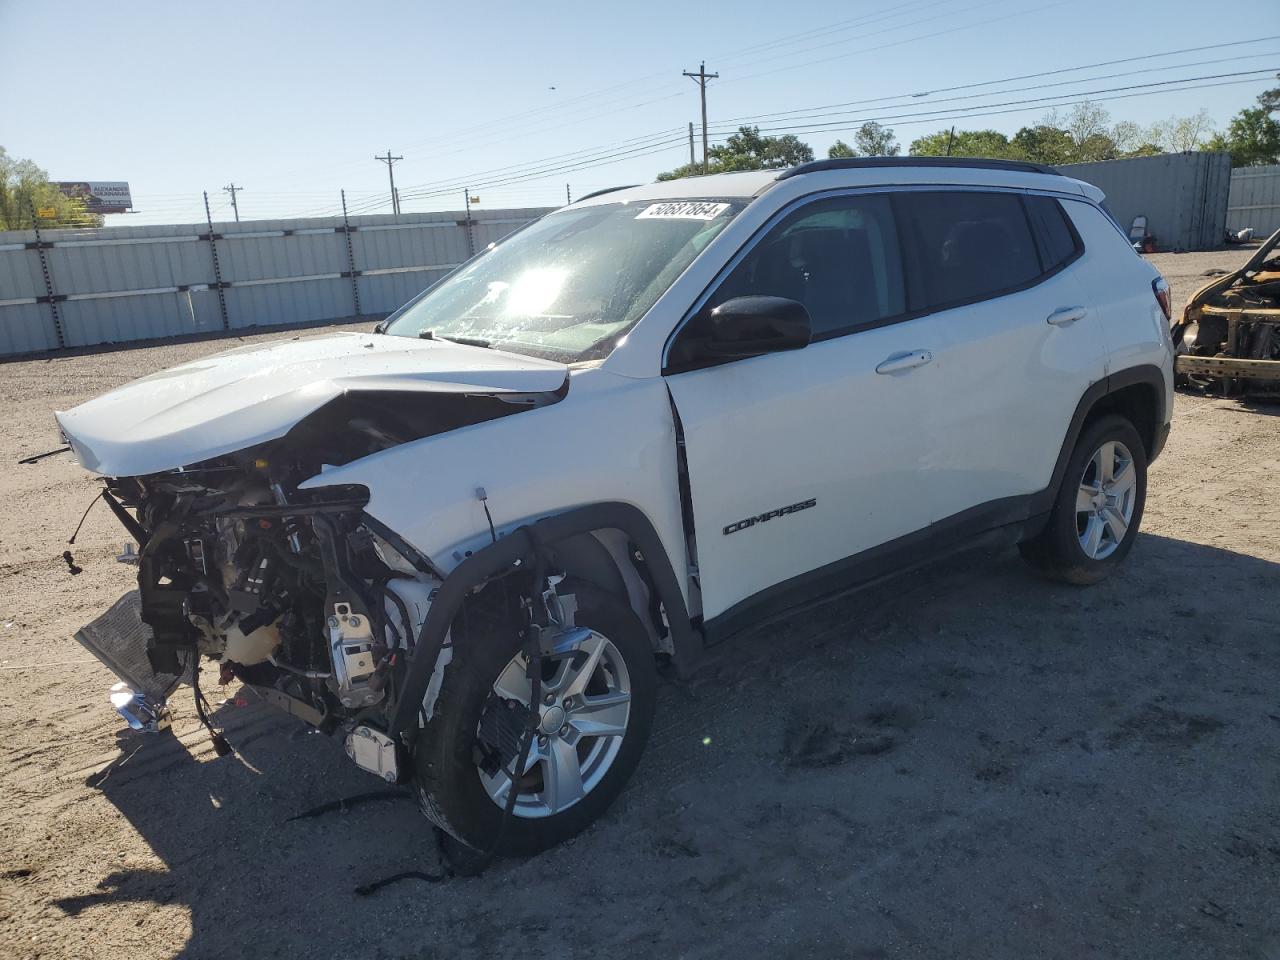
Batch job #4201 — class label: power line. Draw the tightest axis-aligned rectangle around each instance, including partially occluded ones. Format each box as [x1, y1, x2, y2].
[387, 127, 689, 203]
[254, 1, 1139, 195]
[722, 35, 1280, 127]
[711, 0, 963, 65]
[246, 0, 969, 189]
[730, 0, 1014, 77]
[395, 134, 688, 205]
[374, 0, 964, 176]
[721, 56, 1280, 135]
[297, 63, 1280, 221]
[115, 39, 1280, 225]
[366, 48, 1280, 213]
[365, 61, 1280, 211]
[402, 70, 1276, 210]
[427, 0, 956, 153]
[721, 67, 1280, 138]
[720, 0, 1076, 88]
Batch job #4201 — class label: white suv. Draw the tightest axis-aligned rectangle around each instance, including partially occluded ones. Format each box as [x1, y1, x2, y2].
[58, 158, 1174, 861]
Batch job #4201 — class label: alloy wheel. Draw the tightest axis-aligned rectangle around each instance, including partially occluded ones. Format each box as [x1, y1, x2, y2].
[1075, 439, 1137, 561]
[477, 631, 632, 819]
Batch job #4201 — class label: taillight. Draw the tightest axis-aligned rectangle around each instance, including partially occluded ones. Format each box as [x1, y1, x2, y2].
[1152, 277, 1171, 322]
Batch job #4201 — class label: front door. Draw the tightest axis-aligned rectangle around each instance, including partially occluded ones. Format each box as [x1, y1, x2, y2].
[663, 192, 941, 623]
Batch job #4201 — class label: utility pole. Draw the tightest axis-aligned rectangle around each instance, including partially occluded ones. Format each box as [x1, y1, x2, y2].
[566, 183, 571, 205]
[682, 62, 718, 173]
[944, 126, 956, 157]
[463, 188, 475, 257]
[374, 149, 403, 215]
[688, 122, 696, 168]
[222, 182, 244, 222]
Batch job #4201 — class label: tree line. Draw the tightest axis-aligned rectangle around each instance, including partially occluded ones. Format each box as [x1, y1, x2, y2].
[659, 78, 1280, 178]
[0, 147, 104, 231]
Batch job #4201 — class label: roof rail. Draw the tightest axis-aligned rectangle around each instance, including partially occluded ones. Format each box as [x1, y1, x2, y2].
[571, 184, 641, 203]
[775, 156, 1063, 180]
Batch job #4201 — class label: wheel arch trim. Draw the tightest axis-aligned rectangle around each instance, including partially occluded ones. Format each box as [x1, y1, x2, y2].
[387, 501, 698, 741]
[1036, 363, 1166, 515]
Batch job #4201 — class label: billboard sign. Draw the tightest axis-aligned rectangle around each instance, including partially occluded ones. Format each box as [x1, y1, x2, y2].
[55, 181, 133, 214]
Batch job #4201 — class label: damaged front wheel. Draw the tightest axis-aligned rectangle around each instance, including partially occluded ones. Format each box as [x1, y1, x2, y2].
[412, 580, 656, 857]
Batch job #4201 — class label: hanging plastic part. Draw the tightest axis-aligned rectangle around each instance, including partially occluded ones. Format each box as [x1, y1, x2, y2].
[442, 524, 551, 877]
[360, 524, 561, 888]
[18, 444, 71, 465]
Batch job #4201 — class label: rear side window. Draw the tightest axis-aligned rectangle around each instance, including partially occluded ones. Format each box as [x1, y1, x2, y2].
[707, 193, 906, 337]
[1024, 194, 1081, 271]
[894, 191, 1041, 311]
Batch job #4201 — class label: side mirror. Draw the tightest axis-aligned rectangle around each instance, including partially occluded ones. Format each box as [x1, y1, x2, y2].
[703, 296, 812, 359]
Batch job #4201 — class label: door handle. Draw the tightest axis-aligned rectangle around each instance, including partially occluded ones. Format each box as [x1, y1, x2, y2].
[875, 349, 933, 374]
[1046, 306, 1087, 327]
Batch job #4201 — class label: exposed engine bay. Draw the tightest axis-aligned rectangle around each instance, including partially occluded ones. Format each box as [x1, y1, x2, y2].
[1175, 227, 1280, 398]
[75, 370, 570, 772]
[105, 437, 439, 747]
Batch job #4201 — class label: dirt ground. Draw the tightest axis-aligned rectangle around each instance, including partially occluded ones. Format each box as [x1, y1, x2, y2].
[2, 251, 1279, 960]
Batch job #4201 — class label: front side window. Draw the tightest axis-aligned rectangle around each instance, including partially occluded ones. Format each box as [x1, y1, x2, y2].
[895, 191, 1041, 311]
[384, 199, 744, 362]
[705, 193, 906, 337]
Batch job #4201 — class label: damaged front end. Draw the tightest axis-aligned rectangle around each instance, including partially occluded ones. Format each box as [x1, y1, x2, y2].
[1175, 227, 1280, 398]
[58, 332, 570, 778]
[85, 426, 453, 775]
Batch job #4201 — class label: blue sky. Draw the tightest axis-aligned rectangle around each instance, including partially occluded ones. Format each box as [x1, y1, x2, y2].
[3, 0, 1277, 225]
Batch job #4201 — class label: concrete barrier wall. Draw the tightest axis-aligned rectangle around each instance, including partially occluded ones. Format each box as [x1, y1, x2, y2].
[0, 207, 552, 357]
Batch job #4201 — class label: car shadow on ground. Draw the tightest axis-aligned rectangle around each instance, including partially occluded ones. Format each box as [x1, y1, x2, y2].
[49, 532, 1280, 959]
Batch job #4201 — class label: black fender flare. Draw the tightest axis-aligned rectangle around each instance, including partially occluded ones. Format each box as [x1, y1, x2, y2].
[386, 501, 697, 741]
[1032, 363, 1168, 517]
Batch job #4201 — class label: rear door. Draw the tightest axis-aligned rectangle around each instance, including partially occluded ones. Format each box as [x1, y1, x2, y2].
[891, 189, 1108, 523]
[663, 192, 940, 622]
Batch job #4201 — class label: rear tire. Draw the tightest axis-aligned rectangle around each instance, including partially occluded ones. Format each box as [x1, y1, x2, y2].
[411, 579, 656, 858]
[1019, 414, 1147, 585]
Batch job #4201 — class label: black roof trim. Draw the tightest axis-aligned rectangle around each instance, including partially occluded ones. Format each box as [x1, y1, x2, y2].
[571, 184, 641, 203]
[775, 157, 1063, 180]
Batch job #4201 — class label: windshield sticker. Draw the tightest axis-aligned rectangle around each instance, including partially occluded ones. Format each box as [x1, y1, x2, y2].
[636, 201, 730, 220]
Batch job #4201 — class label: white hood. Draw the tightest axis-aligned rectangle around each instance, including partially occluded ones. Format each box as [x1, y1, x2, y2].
[55, 332, 568, 477]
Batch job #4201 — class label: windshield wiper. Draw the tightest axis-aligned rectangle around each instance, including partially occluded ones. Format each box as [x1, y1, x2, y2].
[418, 330, 491, 348]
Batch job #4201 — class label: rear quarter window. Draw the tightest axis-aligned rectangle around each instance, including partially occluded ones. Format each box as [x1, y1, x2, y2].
[1024, 194, 1082, 271]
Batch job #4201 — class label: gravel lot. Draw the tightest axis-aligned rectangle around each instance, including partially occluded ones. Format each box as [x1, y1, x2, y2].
[2, 251, 1279, 960]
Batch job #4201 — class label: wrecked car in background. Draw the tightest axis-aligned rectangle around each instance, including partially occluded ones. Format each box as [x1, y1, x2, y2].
[55, 158, 1173, 864]
[1175, 227, 1280, 397]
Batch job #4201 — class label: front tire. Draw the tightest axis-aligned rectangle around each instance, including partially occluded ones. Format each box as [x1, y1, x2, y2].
[1019, 414, 1147, 585]
[412, 579, 656, 858]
